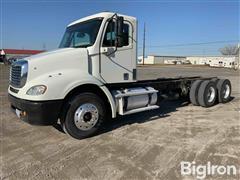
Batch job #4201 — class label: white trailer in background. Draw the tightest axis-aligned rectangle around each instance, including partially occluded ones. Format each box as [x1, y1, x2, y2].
[186, 56, 238, 68]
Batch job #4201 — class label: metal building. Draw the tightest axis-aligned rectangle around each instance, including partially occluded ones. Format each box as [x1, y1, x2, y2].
[138, 55, 239, 69]
[138, 55, 187, 65]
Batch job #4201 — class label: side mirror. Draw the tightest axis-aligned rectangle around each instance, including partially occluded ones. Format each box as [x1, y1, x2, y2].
[115, 16, 124, 47]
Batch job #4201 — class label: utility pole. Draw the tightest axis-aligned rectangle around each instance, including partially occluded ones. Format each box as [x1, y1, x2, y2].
[238, 43, 240, 70]
[142, 22, 146, 65]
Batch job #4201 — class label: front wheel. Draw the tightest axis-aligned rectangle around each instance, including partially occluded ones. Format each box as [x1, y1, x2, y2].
[63, 93, 107, 139]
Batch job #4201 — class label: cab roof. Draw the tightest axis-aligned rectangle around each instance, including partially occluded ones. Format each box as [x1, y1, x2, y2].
[68, 12, 136, 27]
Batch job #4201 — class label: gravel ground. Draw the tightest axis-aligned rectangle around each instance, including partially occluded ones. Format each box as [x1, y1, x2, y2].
[1, 64, 239, 180]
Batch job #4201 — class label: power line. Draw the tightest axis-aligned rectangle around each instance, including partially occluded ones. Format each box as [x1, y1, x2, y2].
[138, 40, 239, 48]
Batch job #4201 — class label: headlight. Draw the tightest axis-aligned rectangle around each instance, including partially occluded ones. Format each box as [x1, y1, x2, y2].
[26, 85, 47, 96]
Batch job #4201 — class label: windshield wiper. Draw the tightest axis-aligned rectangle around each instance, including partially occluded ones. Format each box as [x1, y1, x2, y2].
[73, 44, 91, 48]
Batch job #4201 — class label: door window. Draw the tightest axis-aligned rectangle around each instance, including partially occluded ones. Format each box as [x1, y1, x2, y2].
[103, 20, 129, 47]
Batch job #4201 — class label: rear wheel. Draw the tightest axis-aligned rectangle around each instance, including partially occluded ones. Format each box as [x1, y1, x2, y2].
[62, 93, 107, 139]
[198, 80, 217, 107]
[190, 80, 203, 106]
[217, 79, 231, 103]
[211, 77, 219, 84]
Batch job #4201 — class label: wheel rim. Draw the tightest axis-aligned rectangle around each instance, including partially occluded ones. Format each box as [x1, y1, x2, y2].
[223, 84, 230, 99]
[74, 103, 99, 131]
[207, 86, 216, 103]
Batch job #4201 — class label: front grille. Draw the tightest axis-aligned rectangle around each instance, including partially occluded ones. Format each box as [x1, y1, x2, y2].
[10, 65, 22, 87]
[9, 60, 28, 88]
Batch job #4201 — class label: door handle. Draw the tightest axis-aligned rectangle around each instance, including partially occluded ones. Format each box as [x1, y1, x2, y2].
[101, 47, 109, 54]
[100, 47, 115, 55]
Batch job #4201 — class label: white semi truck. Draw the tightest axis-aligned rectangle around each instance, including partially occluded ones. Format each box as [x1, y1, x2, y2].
[8, 12, 232, 139]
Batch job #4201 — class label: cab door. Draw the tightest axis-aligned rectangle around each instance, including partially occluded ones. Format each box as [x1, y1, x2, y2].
[100, 20, 134, 83]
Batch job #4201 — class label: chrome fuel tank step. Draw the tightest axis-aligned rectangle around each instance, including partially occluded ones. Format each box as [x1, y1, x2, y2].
[112, 87, 159, 115]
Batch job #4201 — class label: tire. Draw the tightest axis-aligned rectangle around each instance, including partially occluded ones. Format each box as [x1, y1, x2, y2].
[190, 80, 203, 106]
[211, 77, 219, 83]
[217, 79, 231, 103]
[198, 80, 217, 107]
[61, 122, 69, 135]
[63, 93, 107, 139]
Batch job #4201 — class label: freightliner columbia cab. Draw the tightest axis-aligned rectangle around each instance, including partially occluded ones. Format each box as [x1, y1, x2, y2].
[8, 12, 141, 139]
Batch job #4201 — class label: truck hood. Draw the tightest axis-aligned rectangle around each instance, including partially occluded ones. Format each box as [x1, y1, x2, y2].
[26, 48, 81, 61]
[25, 48, 90, 83]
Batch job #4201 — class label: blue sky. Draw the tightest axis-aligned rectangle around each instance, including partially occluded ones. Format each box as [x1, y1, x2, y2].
[1, 0, 239, 56]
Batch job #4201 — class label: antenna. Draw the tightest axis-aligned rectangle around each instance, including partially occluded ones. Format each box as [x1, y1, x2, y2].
[43, 43, 46, 50]
[142, 22, 146, 65]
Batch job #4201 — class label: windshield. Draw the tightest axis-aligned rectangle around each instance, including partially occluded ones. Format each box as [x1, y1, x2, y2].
[59, 18, 103, 48]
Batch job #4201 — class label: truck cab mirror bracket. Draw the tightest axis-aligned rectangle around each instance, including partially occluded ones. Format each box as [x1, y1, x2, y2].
[100, 47, 115, 56]
[115, 16, 124, 48]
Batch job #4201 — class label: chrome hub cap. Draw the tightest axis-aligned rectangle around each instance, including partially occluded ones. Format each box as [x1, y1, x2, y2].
[207, 86, 216, 103]
[223, 84, 230, 99]
[74, 103, 99, 131]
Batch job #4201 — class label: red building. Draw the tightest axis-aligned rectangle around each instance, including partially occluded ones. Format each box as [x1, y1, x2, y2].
[0, 49, 44, 63]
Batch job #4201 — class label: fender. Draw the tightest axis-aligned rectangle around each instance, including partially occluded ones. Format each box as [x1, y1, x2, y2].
[100, 85, 117, 118]
[63, 82, 117, 118]
[62, 73, 117, 118]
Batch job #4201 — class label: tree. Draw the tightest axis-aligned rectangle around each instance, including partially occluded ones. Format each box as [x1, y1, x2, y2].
[219, 45, 239, 56]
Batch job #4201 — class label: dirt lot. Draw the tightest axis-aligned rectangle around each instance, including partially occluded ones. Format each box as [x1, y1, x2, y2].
[1, 64, 239, 180]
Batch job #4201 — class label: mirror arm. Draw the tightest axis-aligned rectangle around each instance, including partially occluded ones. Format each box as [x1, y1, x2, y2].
[106, 14, 119, 56]
[105, 13, 124, 56]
